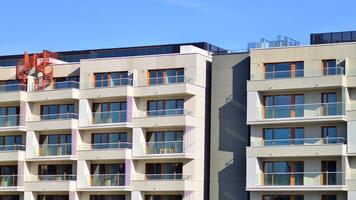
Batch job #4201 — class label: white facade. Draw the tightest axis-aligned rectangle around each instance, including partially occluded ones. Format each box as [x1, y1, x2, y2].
[0, 45, 211, 200]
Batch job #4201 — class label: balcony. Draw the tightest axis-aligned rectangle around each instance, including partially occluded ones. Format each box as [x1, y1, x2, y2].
[247, 172, 347, 191]
[0, 115, 24, 132]
[27, 81, 80, 102]
[131, 174, 193, 191]
[248, 102, 346, 125]
[0, 144, 25, 161]
[80, 111, 131, 129]
[247, 138, 347, 157]
[26, 113, 78, 131]
[81, 78, 133, 99]
[133, 109, 194, 127]
[136, 141, 193, 159]
[76, 174, 130, 191]
[0, 84, 27, 103]
[24, 175, 76, 191]
[134, 76, 199, 97]
[28, 143, 73, 161]
[0, 175, 22, 191]
[247, 67, 345, 91]
[78, 142, 132, 160]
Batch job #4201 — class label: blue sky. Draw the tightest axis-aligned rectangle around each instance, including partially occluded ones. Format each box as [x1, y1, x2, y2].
[1, 0, 356, 55]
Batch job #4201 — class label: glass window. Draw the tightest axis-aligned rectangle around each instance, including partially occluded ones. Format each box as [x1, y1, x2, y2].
[92, 132, 127, 149]
[41, 104, 76, 120]
[321, 195, 337, 200]
[264, 62, 304, 79]
[342, 32, 352, 42]
[263, 161, 304, 186]
[148, 68, 184, 85]
[0, 107, 19, 127]
[264, 95, 304, 119]
[321, 161, 337, 185]
[322, 93, 337, 116]
[145, 163, 183, 180]
[147, 99, 184, 116]
[332, 32, 342, 43]
[263, 195, 303, 200]
[322, 59, 342, 75]
[322, 127, 337, 144]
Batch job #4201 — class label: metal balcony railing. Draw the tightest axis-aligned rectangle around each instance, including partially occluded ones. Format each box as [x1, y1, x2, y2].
[94, 78, 133, 88]
[81, 142, 132, 150]
[53, 81, 79, 89]
[145, 173, 190, 180]
[251, 137, 346, 147]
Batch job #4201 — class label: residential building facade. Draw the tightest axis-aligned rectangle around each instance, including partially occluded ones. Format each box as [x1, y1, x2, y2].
[246, 41, 356, 200]
[0, 43, 220, 200]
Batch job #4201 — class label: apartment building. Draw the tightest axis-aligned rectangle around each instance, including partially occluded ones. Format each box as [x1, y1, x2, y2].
[246, 40, 356, 200]
[0, 42, 222, 200]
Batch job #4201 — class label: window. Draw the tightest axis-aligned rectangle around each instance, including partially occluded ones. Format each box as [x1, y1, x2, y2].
[321, 161, 337, 185]
[93, 102, 127, 123]
[263, 95, 304, 118]
[321, 195, 337, 200]
[41, 104, 76, 120]
[94, 72, 130, 87]
[263, 128, 304, 146]
[91, 163, 125, 186]
[92, 132, 128, 149]
[322, 59, 343, 75]
[262, 195, 304, 200]
[146, 131, 184, 154]
[322, 127, 338, 144]
[0, 196, 20, 200]
[38, 164, 73, 180]
[0, 107, 19, 127]
[38, 196, 69, 200]
[145, 195, 182, 200]
[322, 93, 337, 116]
[0, 165, 17, 186]
[264, 62, 303, 79]
[263, 161, 304, 186]
[147, 99, 184, 116]
[0, 135, 23, 151]
[39, 134, 71, 156]
[91, 196, 126, 200]
[146, 163, 183, 180]
[54, 76, 79, 89]
[148, 68, 184, 85]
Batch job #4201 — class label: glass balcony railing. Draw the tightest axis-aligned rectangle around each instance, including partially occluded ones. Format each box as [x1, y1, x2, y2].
[92, 111, 127, 124]
[38, 174, 76, 181]
[53, 81, 79, 90]
[94, 78, 133, 88]
[0, 84, 27, 93]
[148, 75, 191, 86]
[0, 144, 25, 151]
[147, 109, 190, 117]
[40, 113, 78, 121]
[82, 142, 132, 150]
[256, 172, 345, 186]
[90, 174, 125, 186]
[0, 115, 20, 127]
[261, 102, 344, 119]
[251, 137, 346, 147]
[146, 141, 183, 154]
[250, 67, 345, 81]
[38, 144, 72, 156]
[145, 173, 189, 180]
[0, 175, 18, 187]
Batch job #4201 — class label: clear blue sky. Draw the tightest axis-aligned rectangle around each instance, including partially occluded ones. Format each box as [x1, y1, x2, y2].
[1, 0, 356, 55]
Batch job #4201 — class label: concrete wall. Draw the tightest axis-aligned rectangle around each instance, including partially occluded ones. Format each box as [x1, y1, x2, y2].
[210, 53, 250, 200]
